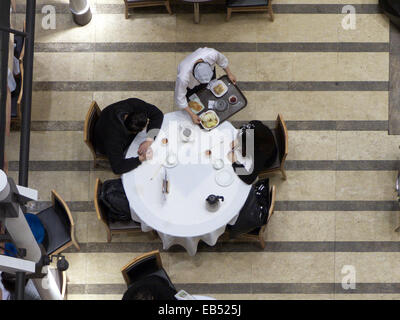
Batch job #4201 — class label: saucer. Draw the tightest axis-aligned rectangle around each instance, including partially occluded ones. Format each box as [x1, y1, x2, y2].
[215, 169, 234, 187]
[163, 154, 178, 168]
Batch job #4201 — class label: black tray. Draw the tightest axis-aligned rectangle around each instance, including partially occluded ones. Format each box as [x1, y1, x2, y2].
[194, 75, 247, 129]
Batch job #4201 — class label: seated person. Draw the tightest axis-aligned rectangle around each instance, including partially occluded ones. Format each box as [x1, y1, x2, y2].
[122, 275, 177, 300]
[94, 98, 164, 174]
[1, 272, 40, 300]
[227, 120, 278, 185]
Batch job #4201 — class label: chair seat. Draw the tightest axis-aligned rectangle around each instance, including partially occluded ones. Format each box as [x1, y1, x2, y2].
[110, 219, 141, 230]
[227, 0, 268, 8]
[247, 226, 261, 235]
[36, 207, 71, 255]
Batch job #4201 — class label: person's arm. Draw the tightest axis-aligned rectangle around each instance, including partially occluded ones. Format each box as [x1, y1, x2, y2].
[230, 152, 267, 185]
[174, 78, 200, 124]
[144, 102, 164, 140]
[106, 142, 142, 175]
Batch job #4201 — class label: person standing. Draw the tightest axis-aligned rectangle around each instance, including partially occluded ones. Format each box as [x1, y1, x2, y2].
[175, 48, 237, 124]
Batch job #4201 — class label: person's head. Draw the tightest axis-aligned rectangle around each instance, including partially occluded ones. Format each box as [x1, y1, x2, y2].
[122, 276, 177, 300]
[193, 61, 214, 84]
[124, 112, 148, 134]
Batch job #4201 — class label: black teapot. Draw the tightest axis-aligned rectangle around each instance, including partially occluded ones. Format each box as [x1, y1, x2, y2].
[206, 194, 224, 211]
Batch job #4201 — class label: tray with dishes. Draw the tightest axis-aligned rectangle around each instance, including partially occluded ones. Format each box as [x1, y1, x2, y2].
[188, 94, 205, 114]
[196, 75, 248, 129]
[199, 110, 220, 131]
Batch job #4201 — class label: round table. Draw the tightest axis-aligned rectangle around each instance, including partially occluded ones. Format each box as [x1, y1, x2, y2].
[182, 0, 213, 24]
[122, 111, 251, 256]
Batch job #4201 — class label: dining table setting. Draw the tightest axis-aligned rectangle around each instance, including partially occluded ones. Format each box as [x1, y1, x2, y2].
[121, 79, 250, 256]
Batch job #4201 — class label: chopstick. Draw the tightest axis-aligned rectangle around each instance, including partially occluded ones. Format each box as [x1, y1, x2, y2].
[150, 164, 163, 180]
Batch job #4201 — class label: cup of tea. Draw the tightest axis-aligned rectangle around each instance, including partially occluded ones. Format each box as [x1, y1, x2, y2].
[161, 138, 168, 146]
[205, 150, 212, 157]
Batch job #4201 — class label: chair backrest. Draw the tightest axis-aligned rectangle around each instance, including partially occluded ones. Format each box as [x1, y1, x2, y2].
[84, 101, 101, 155]
[121, 250, 163, 286]
[94, 178, 109, 225]
[275, 114, 288, 165]
[51, 190, 74, 237]
[266, 185, 276, 223]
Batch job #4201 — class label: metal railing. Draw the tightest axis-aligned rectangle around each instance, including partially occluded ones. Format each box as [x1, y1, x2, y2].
[0, 0, 36, 187]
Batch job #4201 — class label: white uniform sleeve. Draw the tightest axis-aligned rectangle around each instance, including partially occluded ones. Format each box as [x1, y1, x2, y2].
[174, 77, 189, 110]
[203, 48, 229, 70]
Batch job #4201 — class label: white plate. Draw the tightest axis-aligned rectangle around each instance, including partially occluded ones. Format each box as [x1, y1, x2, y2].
[210, 80, 228, 98]
[200, 110, 220, 131]
[215, 169, 234, 187]
[163, 154, 178, 168]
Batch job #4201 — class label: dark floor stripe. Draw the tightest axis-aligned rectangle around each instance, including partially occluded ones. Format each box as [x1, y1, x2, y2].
[63, 241, 400, 254]
[34, 42, 390, 53]
[27, 200, 399, 213]
[26, 120, 387, 131]
[67, 283, 400, 295]
[32, 81, 389, 92]
[15, 3, 382, 15]
[8, 160, 400, 172]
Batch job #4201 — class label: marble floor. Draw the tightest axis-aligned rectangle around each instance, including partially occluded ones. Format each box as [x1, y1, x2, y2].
[5, 0, 400, 299]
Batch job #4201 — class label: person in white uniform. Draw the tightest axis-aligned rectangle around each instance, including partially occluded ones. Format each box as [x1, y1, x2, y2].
[175, 47, 237, 124]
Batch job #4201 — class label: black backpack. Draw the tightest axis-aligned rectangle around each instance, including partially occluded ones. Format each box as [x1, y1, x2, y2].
[99, 178, 132, 222]
[228, 178, 271, 238]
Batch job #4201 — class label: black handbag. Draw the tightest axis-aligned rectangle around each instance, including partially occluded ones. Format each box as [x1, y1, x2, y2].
[228, 178, 271, 238]
[99, 178, 132, 222]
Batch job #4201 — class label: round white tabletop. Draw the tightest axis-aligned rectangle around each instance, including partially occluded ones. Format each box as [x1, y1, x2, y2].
[122, 111, 251, 255]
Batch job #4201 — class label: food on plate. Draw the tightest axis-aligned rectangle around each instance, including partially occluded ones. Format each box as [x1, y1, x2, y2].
[189, 101, 203, 112]
[200, 111, 219, 129]
[213, 83, 225, 95]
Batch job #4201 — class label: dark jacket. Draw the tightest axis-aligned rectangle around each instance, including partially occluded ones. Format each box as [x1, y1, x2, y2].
[232, 120, 278, 185]
[94, 98, 164, 174]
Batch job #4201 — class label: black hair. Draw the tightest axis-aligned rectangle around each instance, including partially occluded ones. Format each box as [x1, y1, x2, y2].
[124, 112, 148, 133]
[1, 272, 27, 294]
[122, 276, 177, 300]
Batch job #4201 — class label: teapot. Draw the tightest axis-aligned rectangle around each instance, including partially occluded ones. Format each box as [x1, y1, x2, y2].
[206, 194, 224, 212]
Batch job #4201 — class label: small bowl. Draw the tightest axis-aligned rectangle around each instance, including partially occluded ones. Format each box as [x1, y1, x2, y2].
[228, 95, 238, 105]
[166, 154, 177, 165]
[212, 159, 224, 170]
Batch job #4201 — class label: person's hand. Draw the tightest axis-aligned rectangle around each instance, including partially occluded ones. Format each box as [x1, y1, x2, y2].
[191, 113, 201, 124]
[227, 151, 237, 163]
[138, 140, 153, 156]
[227, 72, 237, 85]
[139, 148, 153, 162]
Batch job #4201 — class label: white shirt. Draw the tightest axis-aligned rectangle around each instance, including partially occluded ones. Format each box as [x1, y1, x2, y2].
[174, 48, 229, 110]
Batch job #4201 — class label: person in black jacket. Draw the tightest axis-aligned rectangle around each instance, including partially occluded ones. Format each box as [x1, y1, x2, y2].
[227, 120, 278, 185]
[122, 275, 177, 300]
[94, 98, 164, 174]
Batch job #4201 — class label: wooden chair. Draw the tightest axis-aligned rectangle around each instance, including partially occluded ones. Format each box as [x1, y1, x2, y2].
[226, 0, 274, 21]
[123, 0, 172, 19]
[121, 250, 175, 291]
[84, 101, 107, 168]
[94, 178, 142, 242]
[258, 114, 288, 180]
[36, 190, 80, 255]
[234, 185, 276, 249]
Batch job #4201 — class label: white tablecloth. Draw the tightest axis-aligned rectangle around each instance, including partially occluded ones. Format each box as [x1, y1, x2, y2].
[122, 111, 251, 255]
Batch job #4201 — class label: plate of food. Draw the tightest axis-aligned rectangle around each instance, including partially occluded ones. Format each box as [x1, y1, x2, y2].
[188, 94, 205, 114]
[200, 110, 220, 131]
[210, 80, 228, 98]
